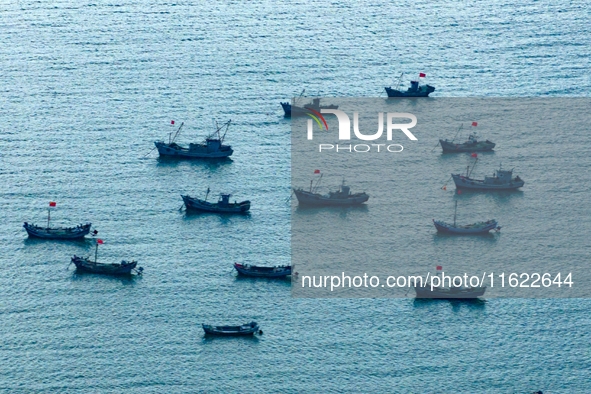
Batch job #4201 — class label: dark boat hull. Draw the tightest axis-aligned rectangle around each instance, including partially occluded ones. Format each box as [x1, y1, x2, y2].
[234, 263, 291, 278]
[452, 174, 525, 190]
[182, 195, 250, 213]
[433, 219, 498, 234]
[414, 286, 486, 299]
[280, 102, 338, 118]
[293, 189, 369, 206]
[154, 141, 233, 159]
[385, 85, 435, 97]
[202, 322, 259, 336]
[440, 140, 495, 153]
[71, 256, 138, 275]
[23, 222, 92, 240]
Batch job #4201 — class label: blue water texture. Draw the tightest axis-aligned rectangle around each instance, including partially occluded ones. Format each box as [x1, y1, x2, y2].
[0, 0, 590, 392]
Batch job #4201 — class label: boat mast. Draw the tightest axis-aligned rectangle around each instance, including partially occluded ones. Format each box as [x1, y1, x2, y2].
[313, 173, 323, 193]
[171, 122, 184, 144]
[451, 124, 463, 143]
[219, 120, 231, 144]
[453, 200, 458, 226]
[395, 72, 403, 91]
[95, 242, 99, 263]
[468, 157, 478, 177]
[205, 187, 210, 201]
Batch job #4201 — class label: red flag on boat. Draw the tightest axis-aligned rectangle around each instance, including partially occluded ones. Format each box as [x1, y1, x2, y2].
[314, 169, 320, 174]
[171, 120, 175, 125]
[49, 202, 56, 207]
[97, 239, 104, 244]
[436, 265, 442, 271]
[419, 73, 426, 78]
[471, 153, 478, 158]
[472, 121, 478, 126]
[457, 189, 462, 194]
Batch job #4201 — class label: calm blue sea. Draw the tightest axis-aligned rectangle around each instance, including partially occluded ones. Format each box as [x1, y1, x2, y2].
[1, 1, 590, 392]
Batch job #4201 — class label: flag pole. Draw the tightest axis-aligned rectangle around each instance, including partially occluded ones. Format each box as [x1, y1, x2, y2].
[95, 242, 99, 263]
[47, 208, 50, 228]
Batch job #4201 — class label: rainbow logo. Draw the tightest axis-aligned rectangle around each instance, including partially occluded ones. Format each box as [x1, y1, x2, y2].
[306, 108, 329, 130]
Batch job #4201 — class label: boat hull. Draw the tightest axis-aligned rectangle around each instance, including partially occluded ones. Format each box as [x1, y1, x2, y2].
[202, 322, 259, 336]
[414, 286, 486, 299]
[23, 222, 92, 240]
[234, 263, 291, 278]
[452, 174, 524, 190]
[440, 140, 495, 153]
[154, 141, 233, 159]
[71, 256, 138, 275]
[293, 189, 369, 206]
[385, 86, 435, 97]
[280, 102, 338, 118]
[433, 219, 498, 234]
[182, 195, 250, 213]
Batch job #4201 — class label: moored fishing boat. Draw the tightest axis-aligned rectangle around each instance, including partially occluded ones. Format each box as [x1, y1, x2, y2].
[452, 163, 524, 191]
[202, 321, 261, 336]
[439, 123, 495, 153]
[414, 266, 486, 299]
[280, 90, 338, 117]
[234, 263, 292, 278]
[433, 201, 500, 235]
[182, 190, 251, 213]
[385, 72, 435, 97]
[293, 174, 369, 206]
[23, 201, 96, 240]
[24, 222, 93, 240]
[414, 284, 486, 299]
[154, 120, 233, 159]
[71, 239, 143, 276]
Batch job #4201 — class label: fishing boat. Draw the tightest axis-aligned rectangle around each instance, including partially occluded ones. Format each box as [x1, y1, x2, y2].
[439, 124, 495, 153]
[202, 321, 261, 336]
[433, 201, 500, 235]
[234, 263, 292, 278]
[414, 284, 486, 299]
[385, 73, 435, 97]
[452, 162, 524, 191]
[71, 239, 143, 276]
[414, 266, 486, 299]
[280, 90, 338, 117]
[24, 222, 93, 240]
[182, 190, 251, 213]
[23, 202, 96, 240]
[293, 176, 369, 206]
[154, 120, 233, 159]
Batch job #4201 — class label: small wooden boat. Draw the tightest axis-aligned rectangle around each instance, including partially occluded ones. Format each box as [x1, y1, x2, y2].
[154, 120, 233, 159]
[234, 263, 292, 278]
[24, 222, 93, 240]
[202, 321, 260, 336]
[385, 73, 435, 97]
[71, 256, 142, 275]
[71, 239, 143, 276]
[433, 201, 500, 235]
[23, 202, 96, 240]
[182, 191, 250, 214]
